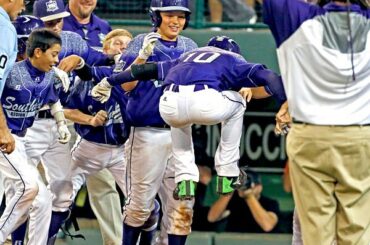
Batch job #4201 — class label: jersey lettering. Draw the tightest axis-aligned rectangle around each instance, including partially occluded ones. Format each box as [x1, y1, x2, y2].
[0, 55, 8, 69]
[184, 52, 221, 64]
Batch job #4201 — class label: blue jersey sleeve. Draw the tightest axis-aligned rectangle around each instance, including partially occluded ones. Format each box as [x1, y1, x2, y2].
[263, 0, 323, 47]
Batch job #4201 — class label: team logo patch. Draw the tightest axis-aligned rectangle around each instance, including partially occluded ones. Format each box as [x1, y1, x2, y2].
[98, 33, 106, 44]
[46, 0, 59, 13]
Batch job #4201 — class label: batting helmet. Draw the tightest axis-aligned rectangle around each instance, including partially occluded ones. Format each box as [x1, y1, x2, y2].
[207, 36, 241, 54]
[149, 0, 191, 30]
[13, 15, 45, 55]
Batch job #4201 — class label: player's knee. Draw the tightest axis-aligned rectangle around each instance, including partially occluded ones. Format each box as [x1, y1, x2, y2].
[168, 204, 193, 235]
[22, 181, 39, 201]
[124, 207, 152, 227]
[142, 200, 160, 231]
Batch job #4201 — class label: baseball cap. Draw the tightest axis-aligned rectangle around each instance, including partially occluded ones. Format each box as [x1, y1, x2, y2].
[33, 0, 70, 22]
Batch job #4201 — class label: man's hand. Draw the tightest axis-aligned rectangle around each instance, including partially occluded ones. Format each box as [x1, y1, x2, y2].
[89, 110, 108, 127]
[91, 78, 113, 103]
[0, 127, 15, 154]
[52, 67, 70, 92]
[239, 88, 253, 102]
[138, 32, 161, 60]
[275, 101, 291, 135]
[57, 122, 71, 144]
[58, 55, 84, 73]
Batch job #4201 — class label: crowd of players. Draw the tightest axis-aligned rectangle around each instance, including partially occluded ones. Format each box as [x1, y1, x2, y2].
[0, 0, 369, 245]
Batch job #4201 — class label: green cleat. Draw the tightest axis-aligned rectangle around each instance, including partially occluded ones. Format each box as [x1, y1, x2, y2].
[216, 176, 236, 195]
[173, 180, 196, 200]
[217, 167, 250, 194]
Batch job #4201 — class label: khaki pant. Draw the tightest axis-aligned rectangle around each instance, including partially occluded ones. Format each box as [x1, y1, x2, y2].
[87, 169, 123, 245]
[287, 124, 370, 245]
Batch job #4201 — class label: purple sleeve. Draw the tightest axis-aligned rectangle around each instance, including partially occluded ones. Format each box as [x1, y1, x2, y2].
[106, 69, 136, 86]
[84, 46, 111, 66]
[263, 0, 323, 47]
[248, 67, 286, 105]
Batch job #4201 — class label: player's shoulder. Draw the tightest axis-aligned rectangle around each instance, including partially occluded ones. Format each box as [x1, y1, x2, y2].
[124, 33, 147, 54]
[177, 35, 198, 49]
[61, 30, 84, 41]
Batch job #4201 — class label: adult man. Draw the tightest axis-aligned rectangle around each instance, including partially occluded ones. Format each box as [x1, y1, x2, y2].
[0, 0, 26, 154]
[64, 0, 111, 50]
[261, 0, 370, 244]
[62, 0, 122, 243]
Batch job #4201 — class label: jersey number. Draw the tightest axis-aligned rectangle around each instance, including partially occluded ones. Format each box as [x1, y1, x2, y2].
[183, 52, 220, 63]
[0, 55, 8, 69]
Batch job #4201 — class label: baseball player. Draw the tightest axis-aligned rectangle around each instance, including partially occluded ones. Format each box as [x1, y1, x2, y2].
[92, 36, 286, 202]
[0, 0, 26, 156]
[83, 0, 198, 244]
[21, 1, 116, 243]
[63, 1, 125, 242]
[9, 15, 47, 245]
[0, 28, 71, 244]
[118, 1, 198, 244]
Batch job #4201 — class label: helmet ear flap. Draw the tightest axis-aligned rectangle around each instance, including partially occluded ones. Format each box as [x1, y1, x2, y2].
[150, 10, 162, 29]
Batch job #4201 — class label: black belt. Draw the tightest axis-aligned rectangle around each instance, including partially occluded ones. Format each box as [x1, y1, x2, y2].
[293, 119, 370, 127]
[164, 84, 213, 93]
[37, 110, 53, 119]
[149, 124, 170, 129]
[11, 129, 27, 137]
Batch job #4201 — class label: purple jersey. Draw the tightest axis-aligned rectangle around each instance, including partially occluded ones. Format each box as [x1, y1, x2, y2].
[1, 60, 59, 132]
[63, 5, 112, 50]
[157, 46, 286, 103]
[120, 33, 198, 127]
[60, 31, 109, 66]
[66, 78, 128, 145]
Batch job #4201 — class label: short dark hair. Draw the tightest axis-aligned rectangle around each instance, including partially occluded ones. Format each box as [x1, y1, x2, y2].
[26, 28, 62, 57]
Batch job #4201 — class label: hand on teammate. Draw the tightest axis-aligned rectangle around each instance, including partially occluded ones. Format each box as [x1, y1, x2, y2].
[58, 55, 84, 73]
[57, 122, 71, 144]
[239, 88, 253, 102]
[275, 101, 291, 135]
[138, 32, 161, 60]
[52, 67, 70, 92]
[89, 110, 108, 127]
[91, 78, 113, 103]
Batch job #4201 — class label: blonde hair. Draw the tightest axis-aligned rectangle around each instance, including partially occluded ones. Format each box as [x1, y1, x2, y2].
[103, 29, 133, 51]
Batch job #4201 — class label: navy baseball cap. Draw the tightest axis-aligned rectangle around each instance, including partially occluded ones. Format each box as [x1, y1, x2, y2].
[33, 0, 70, 22]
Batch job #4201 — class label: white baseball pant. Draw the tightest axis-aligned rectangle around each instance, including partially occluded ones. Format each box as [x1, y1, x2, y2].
[0, 135, 51, 244]
[159, 86, 246, 183]
[123, 127, 194, 235]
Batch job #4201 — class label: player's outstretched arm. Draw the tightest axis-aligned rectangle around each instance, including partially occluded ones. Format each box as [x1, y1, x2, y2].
[64, 109, 107, 127]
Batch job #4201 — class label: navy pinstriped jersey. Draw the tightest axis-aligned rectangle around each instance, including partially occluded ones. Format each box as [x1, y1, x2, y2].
[66, 78, 129, 145]
[1, 59, 59, 131]
[119, 33, 198, 127]
[157, 46, 286, 104]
